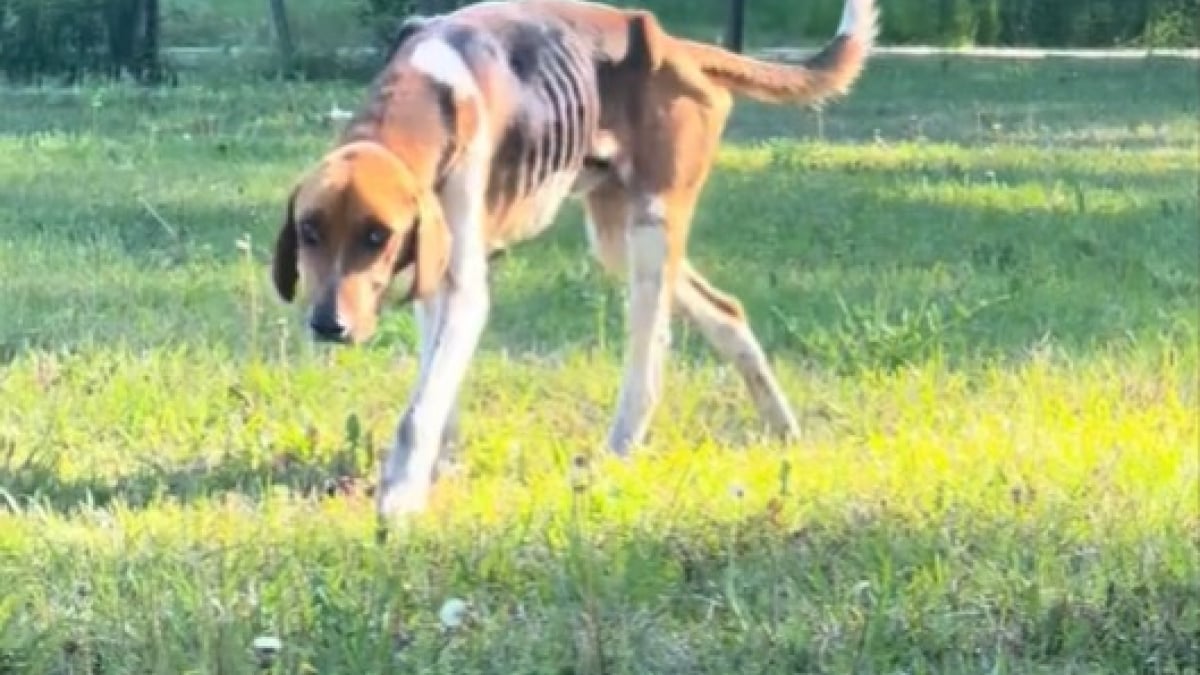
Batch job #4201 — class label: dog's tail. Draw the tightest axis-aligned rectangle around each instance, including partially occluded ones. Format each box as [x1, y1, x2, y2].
[678, 0, 878, 105]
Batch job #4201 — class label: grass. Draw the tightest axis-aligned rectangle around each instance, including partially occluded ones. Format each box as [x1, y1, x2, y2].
[0, 51, 1198, 673]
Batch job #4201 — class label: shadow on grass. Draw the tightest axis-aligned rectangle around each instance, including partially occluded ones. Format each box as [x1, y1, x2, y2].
[2, 54, 1197, 149]
[0, 443, 379, 513]
[0, 50, 1195, 370]
[1, 449, 360, 511]
[0, 401, 472, 513]
[479, 169, 1197, 370]
[0, 151, 1195, 374]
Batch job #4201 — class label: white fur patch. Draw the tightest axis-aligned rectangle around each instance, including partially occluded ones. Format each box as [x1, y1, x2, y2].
[837, 0, 879, 42]
[836, 0, 856, 36]
[409, 39, 481, 97]
[592, 131, 620, 160]
[628, 225, 667, 280]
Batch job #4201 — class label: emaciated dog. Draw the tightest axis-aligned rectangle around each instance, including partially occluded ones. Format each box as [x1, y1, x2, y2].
[269, 0, 879, 521]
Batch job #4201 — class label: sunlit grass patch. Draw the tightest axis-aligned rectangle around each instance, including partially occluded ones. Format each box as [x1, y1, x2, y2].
[2, 342, 1195, 669]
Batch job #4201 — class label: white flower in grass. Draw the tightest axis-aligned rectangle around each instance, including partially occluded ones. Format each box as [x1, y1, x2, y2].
[327, 103, 353, 123]
[438, 598, 470, 631]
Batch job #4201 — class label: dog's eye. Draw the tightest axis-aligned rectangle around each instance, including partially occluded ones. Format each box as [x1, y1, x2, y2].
[363, 225, 390, 250]
[298, 220, 320, 246]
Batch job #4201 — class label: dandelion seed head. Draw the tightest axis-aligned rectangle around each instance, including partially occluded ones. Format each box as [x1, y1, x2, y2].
[439, 598, 469, 630]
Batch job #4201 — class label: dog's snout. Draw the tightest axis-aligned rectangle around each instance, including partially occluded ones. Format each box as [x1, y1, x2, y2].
[309, 314, 350, 343]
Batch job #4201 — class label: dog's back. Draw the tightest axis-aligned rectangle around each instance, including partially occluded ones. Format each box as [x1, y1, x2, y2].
[421, 4, 609, 243]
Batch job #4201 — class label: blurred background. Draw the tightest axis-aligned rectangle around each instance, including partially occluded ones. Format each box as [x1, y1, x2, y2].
[1, 0, 1197, 85]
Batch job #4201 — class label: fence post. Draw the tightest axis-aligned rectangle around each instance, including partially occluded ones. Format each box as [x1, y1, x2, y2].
[267, 0, 296, 76]
[141, 0, 163, 83]
[725, 0, 746, 53]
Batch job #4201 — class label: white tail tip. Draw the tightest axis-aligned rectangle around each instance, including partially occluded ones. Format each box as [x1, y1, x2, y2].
[837, 0, 880, 45]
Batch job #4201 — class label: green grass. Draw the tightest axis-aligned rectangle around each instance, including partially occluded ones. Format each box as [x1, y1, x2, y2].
[1, 54, 1198, 673]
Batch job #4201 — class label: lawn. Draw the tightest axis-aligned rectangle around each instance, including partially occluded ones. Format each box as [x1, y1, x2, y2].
[0, 50, 1198, 673]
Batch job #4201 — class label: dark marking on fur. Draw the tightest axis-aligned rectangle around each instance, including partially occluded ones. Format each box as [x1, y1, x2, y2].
[623, 14, 656, 72]
[432, 83, 458, 189]
[385, 15, 436, 62]
[538, 77, 566, 185]
[540, 44, 576, 175]
[441, 24, 481, 58]
[478, 15, 603, 232]
[396, 411, 417, 454]
[583, 156, 611, 171]
[690, 274, 746, 321]
[487, 115, 528, 210]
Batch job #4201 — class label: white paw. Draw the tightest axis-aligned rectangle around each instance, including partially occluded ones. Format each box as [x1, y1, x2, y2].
[606, 422, 642, 457]
[376, 479, 431, 518]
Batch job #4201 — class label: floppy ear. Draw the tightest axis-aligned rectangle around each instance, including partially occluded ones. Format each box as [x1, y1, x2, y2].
[271, 188, 299, 302]
[411, 194, 452, 300]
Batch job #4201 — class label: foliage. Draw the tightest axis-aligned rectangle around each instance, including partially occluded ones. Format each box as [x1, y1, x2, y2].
[354, 0, 418, 51]
[0, 54, 1197, 671]
[348, 0, 1200, 49]
[0, 0, 164, 84]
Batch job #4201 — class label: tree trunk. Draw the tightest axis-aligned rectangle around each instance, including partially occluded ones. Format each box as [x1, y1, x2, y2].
[141, 0, 162, 83]
[267, 0, 296, 76]
[725, 0, 746, 53]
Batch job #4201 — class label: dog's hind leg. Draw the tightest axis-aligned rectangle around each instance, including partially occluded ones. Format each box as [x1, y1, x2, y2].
[674, 261, 800, 440]
[590, 43, 804, 451]
[586, 186, 800, 443]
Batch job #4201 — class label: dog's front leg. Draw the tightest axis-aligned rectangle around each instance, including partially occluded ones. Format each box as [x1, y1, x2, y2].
[413, 295, 462, 472]
[378, 256, 490, 518]
[608, 196, 676, 455]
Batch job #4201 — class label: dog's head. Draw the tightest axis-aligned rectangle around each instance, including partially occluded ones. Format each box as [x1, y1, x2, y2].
[271, 141, 451, 345]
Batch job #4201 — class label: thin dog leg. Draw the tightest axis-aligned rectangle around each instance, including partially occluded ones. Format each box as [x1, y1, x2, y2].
[378, 156, 491, 517]
[413, 295, 462, 477]
[675, 261, 800, 440]
[607, 196, 674, 455]
[378, 271, 489, 517]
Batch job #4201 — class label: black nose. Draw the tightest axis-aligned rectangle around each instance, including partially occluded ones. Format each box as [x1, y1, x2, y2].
[309, 316, 349, 343]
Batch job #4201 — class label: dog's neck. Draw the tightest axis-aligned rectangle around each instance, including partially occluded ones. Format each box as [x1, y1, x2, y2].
[337, 128, 444, 196]
[337, 66, 457, 193]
